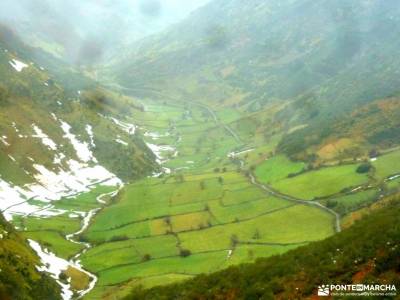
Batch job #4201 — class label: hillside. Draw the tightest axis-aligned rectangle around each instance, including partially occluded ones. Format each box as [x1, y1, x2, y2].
[125, 195, 400, 299]
[0, 25, 157, 184]
[105, 0, 400, 162]
[0, 214, 62, 300]
[0, 1, 399, 299]
[0, 26, 160, 297]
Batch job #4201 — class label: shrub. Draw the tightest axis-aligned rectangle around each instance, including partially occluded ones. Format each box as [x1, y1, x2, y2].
[109, 235, 129, 242]
[356, 163, 372, 174]
[141, 254, 151, 262]
[179, 249, 192, 257]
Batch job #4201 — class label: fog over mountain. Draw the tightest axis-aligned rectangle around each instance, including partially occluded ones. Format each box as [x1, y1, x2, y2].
[0, 1, 400, 299]
[0, 0, 210, 64]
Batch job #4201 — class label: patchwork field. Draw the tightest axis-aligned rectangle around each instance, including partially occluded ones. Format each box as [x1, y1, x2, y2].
[81, 172, 335, 298]
[371, 149, 400, 180]
[270, 164, 370, 200]
[10, 99, 400, 299]
[76, 101, 341, 298]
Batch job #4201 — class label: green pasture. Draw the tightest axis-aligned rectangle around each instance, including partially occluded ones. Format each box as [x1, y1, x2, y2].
[272, 164, 369, 200]
[254, 155, 305, 184]
[322, 189, 379, 215]
[178, 205, 334, 253]
[372, 150, 400, 180]
[21, 231, 84, 259]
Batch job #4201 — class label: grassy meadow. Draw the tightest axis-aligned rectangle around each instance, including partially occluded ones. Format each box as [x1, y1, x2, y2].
[10, 99, 400, 299]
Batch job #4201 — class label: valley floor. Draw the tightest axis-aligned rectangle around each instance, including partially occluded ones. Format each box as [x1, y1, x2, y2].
[10, 95, 400, 299]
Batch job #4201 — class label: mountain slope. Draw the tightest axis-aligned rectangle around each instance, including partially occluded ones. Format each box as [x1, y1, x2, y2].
[0, 214, 62, 300]
[105, 0, 400, 162]
[125, 195, 400, 299]
[0, 26, 158, 220]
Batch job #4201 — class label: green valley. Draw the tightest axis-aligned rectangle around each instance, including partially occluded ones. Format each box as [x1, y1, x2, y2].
[0, 0, 399, 299]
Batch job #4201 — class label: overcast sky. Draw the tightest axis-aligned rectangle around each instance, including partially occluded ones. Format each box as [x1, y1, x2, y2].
[0, 0, 211, 63]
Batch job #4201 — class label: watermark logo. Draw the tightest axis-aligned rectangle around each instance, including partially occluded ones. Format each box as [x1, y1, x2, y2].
[317, 284, 397, 297]
[318, 285, 330, 296]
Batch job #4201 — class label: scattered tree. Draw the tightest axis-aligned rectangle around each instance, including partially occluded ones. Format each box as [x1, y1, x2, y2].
[179, 249, 192, 257]
[200, 181, 206, 190]
[230, 234, 239, 247]
[356, 163, 372, 174]
[141, 254, 151, 262]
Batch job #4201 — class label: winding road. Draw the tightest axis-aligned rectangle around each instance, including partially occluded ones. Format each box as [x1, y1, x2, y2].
[196, 101, 342, 233]
[103, 83, 341, 234]
[248, 173, 341, 233]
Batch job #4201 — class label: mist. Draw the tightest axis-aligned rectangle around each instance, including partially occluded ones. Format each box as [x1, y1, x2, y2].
[0, 0, 210, 64]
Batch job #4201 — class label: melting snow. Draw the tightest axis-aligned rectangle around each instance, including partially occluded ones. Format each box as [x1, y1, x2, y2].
[0, 180, 64, 221]
[85, 125, 95, 148]
[53, 153, 66, 165]
[29, 240, 73, 300]
[146, 143, 175, 164]
[9, 59, 28, 72]
[32, 124, 58, 151]
[111, 117, 136, 135]
[0, 136, 9, 146]
[0, 159, 122, 220]
[228, 148, 254, 158]
[115, 139, 128, 146]
[144, 131, 170, 140]
[26, 161, 121, 201]
[60, 120, 96, 163]
[11, 122, 19, 133]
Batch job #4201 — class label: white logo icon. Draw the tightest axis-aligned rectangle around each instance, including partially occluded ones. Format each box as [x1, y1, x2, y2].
[318, 285, 330, 296]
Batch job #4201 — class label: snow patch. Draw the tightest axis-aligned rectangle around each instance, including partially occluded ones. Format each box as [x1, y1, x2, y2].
[53, 153, 66, 165]
[228, 148, 254, 158]
[110, 117, 136, 135]
[32, 124, 58, 151]
[0, 136, 9, 146]
[115, 139, 128, 146]
[0, 179, 67, 221]
[11, 122, 19, 133]
[0, 159, 122, 220]
[144, 131, 170, 140]
[146, 143, 175, 164]
[85, 125, 95, 148]
[60, 120, 96, 163]
[9, 59, 28, 72]
[28, 240, 73, 300]
[99, 114, 136, 135]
